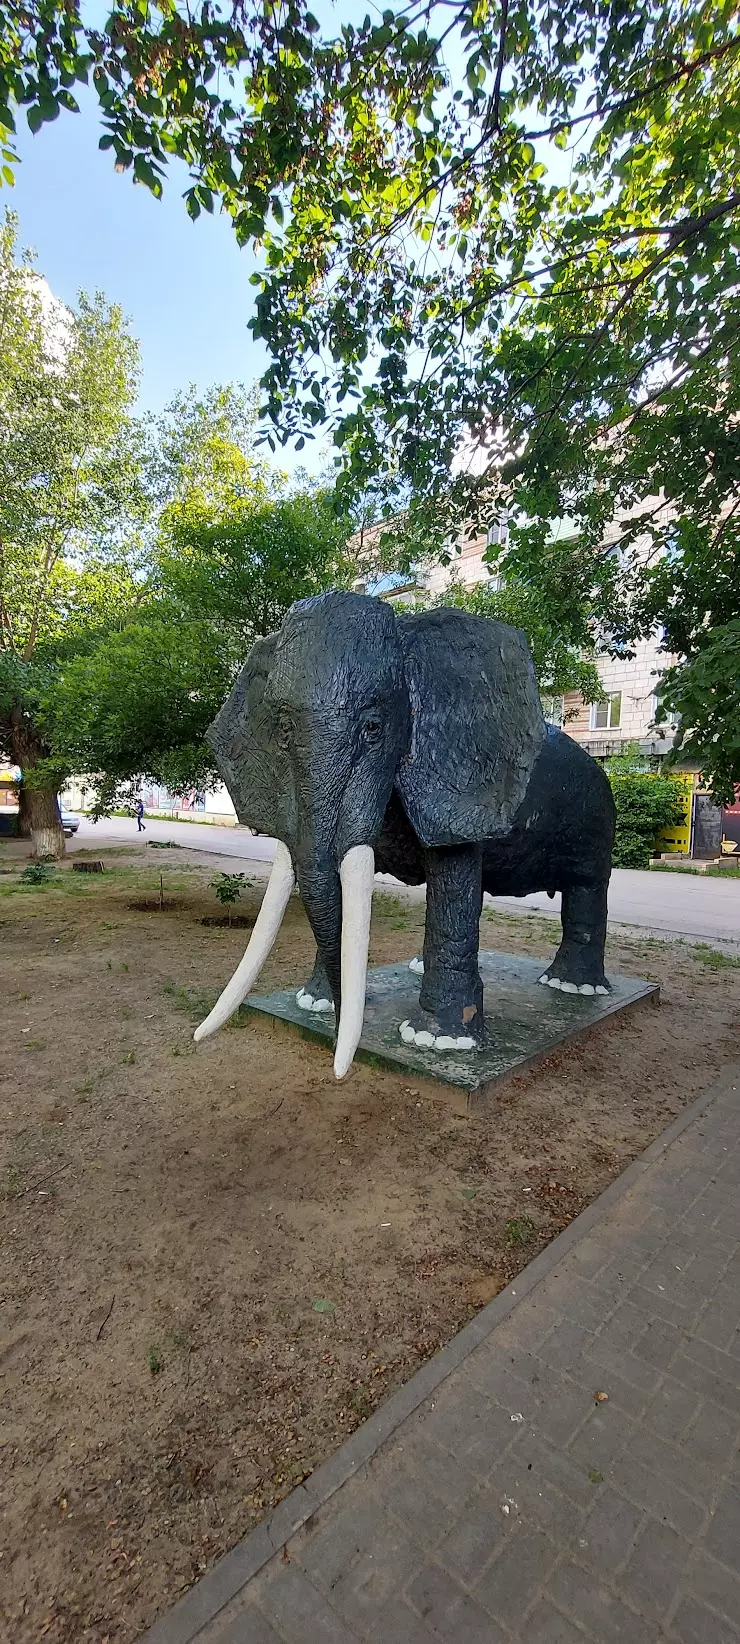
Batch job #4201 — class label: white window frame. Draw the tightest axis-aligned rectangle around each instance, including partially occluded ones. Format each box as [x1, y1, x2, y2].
[486, 512, 509, 549]
[590, 693, 622, 731]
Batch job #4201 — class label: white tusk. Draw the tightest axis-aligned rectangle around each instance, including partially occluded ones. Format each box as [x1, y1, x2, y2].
[193, 843, 294, 1043]
[334, 844, 374, 1080]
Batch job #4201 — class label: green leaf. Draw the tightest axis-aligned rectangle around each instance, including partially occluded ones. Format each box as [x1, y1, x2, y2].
[312, 1298, 335, 1313]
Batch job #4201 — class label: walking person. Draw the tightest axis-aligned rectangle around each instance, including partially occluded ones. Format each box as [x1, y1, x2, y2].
[136, 798, 146, 833]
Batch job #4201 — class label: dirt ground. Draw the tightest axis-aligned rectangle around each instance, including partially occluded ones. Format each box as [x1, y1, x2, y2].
[1, 841, 739, 1644]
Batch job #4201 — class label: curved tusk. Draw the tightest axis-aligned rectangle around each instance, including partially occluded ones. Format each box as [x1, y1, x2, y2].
[334, 844, 374, 1080]
[194, 842, 294, 1043]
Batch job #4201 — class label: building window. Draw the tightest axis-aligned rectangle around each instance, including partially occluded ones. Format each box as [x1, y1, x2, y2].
[590, 693, 622, 730]
[486, 512, 509, 548]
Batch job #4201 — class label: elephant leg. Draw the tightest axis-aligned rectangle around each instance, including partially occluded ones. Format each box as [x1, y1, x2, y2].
[296, 949, 334, 1014]
[539, 883, 611, 994]
[399, 845, 484, 1051]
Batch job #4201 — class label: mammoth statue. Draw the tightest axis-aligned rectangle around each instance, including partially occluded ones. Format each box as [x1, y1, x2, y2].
[194, 591, 615, 1077]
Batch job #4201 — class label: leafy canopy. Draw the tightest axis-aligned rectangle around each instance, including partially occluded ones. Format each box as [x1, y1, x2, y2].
[47, 474, 360, 805]
[3, 1, 739, 788]
[0, 208, 143, 813]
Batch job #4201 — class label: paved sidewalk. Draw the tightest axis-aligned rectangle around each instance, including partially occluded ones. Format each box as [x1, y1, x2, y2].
[144, 1067, 740, 1644]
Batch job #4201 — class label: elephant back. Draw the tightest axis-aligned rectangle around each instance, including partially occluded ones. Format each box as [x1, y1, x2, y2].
[395, 608, 546, 847]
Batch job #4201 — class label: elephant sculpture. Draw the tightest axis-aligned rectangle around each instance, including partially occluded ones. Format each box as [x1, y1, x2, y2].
[194, 591, 615, 1077]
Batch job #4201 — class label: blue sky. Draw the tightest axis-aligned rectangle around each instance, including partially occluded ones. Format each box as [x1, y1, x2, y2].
[10, 83, 328, 470]
[7, 22, 572, 470]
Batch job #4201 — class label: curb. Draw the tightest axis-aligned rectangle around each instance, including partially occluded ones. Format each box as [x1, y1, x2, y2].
[140, 1065, 738, 1644]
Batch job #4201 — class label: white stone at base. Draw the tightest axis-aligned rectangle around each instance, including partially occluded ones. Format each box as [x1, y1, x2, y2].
[538, 975, 608, 996]
[399, 1018, 476, 1052]
[296, 988, 334, 1013]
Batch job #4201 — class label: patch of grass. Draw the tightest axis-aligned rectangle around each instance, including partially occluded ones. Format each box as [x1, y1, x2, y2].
[482, 907, 559, 941]
[690, 945, 740, 971]
[505, 1215, 536, 1247]
[148, 1344, 164, 1375]
[349, 1384, 372, 1420]
[649, 861, 703, 874]
[4, 1163, 25, 1199]
[149, 840, 183, 849]
[163, 981, 219, 1020]
[650, 859, 740, 878]
[375, 893, 405, 915]
[74, 846, 136, 857]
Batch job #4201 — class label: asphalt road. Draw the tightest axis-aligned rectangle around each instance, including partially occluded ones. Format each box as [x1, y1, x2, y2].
[74, 815, 740, 946]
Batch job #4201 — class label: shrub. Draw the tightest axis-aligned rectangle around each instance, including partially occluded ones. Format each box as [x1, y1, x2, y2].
[211, 871, 248, 925]
[20, 862, 54, 886]
[605, 746, 686, 869]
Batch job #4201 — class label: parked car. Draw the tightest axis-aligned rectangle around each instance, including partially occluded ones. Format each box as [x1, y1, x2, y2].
[60, 809, 80, 836]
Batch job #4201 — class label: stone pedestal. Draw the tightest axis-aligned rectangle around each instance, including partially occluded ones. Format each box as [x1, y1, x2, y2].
[243, 949, 659, 1113]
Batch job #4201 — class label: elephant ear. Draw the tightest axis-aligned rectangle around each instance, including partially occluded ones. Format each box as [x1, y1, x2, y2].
[395, 609, 546, 846]
[206, 634, 284, 833]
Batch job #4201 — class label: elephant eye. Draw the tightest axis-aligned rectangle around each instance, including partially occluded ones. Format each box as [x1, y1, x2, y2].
[361, 711, 383, 747]
[276, 711, 292, 751]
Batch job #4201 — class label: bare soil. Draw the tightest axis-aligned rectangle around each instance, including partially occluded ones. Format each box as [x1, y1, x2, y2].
[1, 842, 738, 1644]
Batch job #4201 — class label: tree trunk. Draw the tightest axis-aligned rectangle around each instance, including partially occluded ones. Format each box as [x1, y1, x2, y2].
[24, 785, 66, 860]
[6, 709, 66, 860]
[16, 783, 32, 838]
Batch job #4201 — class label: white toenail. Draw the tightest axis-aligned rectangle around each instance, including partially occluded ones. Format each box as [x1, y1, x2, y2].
[434, 1035, 456, 1049]
[400, 1022, 415, 1044]
[311, 996, 332, 1012]
[408, 957, 424, 974]
[414, 1030, 434, 1047]
[595, 985, 608, 994]
[539, 975, 549, 984]
[579, 984, 595, 995]
[547, 977, 561, 989]
[560, 981, 578, 993]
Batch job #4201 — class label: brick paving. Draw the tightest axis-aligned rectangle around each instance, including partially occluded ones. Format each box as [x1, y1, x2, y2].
[143, 1066, 740, 1644]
